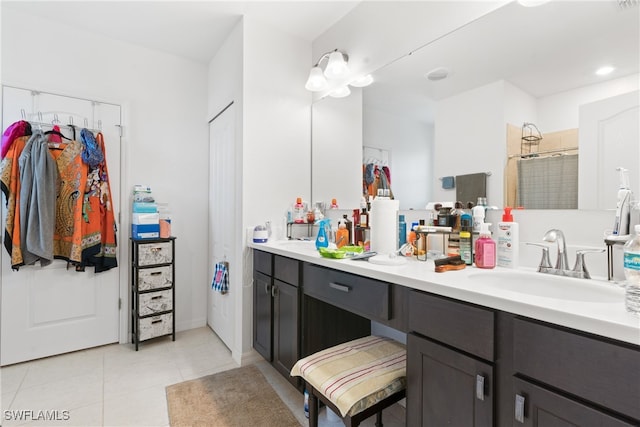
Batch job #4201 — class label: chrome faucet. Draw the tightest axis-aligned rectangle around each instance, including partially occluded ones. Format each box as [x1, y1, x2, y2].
[543, 229, 569, 271]
[528, 229, 605, 279]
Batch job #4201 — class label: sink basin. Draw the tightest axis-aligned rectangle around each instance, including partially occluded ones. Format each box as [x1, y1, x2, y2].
[468, 270, 624, 303]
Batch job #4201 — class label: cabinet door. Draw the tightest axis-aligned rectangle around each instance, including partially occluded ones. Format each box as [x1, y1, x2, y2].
[273, 279, 299, 386]
[407, 333, 493, 427]
[253, 271, 272, 361]
[513, 377, 635, 427]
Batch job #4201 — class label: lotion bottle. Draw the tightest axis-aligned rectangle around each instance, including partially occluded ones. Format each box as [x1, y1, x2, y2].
[497, 207, 519, 268]
[475, 222, 496, 269]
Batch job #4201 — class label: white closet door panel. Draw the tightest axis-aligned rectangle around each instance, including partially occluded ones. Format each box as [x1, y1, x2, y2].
[207, 103, 236, 350]
[1, 86, 121, 365]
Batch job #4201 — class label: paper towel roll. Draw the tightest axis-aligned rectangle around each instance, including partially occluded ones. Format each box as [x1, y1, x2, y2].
[369, 198, 400, 255]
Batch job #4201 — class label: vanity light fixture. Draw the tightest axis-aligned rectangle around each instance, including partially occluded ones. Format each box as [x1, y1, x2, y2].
[305, 49, 350, 92]
[349, 74, 374, 88]
[517, 0, 552, 7]
[595, 65, 615, 76]
[329, 85, 351, 98]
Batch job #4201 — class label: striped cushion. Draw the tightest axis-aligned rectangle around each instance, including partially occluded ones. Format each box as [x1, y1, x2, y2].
[290, 336, 406, 417]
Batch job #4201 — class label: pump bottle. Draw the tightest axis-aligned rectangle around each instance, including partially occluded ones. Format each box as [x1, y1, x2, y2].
[475, 222, 496, 269]
[497, 207, 519, 268]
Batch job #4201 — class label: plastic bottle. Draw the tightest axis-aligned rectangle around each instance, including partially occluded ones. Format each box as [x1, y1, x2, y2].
[330, 198, 339, 209]
[459, 213, 473, 265]
[624, 224, 640, 314]
[472, 198, 486, 233]
[315, 218, 331, 249]
[304, 389, 309, 418]
[293, 197, 305, 224]
[475, 222, 496, 269]
[343, 214, 353, 246]
[158, 203, 172, 238]
[336, 221, 349, 248]
[398, 214, 407, 248]
[497, 207, 519, 268]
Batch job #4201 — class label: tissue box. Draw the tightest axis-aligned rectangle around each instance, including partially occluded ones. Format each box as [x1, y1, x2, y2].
[132, 224, 160, 239]
[132, 213, 160, 225]
[133, 202, 158, 213]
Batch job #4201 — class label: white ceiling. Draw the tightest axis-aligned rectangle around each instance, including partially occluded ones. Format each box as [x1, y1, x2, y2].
[2, 1, 361, 63]
[365, 0, 640, 121]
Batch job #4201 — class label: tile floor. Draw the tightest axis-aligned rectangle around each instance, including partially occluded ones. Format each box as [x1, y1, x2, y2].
[1, 327, 405, 426]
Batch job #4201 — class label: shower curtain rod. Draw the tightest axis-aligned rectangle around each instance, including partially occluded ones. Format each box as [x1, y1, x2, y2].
[509, 146, 578, 159]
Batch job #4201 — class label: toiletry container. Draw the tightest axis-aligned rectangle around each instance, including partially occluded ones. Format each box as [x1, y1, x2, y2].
[398, 214, 407, 248]
[294, 197, 305, 223]
[497, 207, 519, 268]
[459, 213, 473, 265]
[343, 214, 353, 246]
[336, 221, 349, 249]
[624, 224, 640, 314]
[475, 222, 496, 269]
[315, 218, 331, 249]
[472, 198, 486, 233]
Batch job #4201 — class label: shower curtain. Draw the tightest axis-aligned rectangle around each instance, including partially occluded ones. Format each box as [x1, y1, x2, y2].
[517, 154, 578, 209]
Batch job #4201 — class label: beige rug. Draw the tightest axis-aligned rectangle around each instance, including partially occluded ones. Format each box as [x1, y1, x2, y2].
[166, 364, 302, 427]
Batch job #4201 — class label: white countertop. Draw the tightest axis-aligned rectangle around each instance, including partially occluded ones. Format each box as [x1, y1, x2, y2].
[250, 240, 640, 346]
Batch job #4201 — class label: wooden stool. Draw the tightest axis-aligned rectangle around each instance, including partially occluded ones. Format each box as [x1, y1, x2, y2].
[291, 336, 406, 427]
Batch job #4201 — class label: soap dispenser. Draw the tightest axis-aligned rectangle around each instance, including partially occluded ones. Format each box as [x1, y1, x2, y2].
[475, 222, 496, 269]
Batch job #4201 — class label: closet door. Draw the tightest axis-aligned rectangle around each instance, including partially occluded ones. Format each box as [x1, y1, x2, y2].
[207, 103, 236, 351]
[1, 87, 122, 365]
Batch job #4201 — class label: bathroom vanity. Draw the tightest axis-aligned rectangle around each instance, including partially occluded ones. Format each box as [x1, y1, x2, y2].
[251, 241, 640, 426]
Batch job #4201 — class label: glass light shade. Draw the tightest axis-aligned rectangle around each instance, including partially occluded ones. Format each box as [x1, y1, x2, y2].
[329, 85, 351, 98]
[305, 66, 328, 91]
[324, 51, 349, 79]
[350, 74, 374, 87]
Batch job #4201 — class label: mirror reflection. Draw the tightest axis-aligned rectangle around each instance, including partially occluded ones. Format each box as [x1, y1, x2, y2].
[313, 1, 640, 210]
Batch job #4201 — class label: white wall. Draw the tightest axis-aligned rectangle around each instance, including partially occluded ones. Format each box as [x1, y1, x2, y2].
[210, 16, 311, 362]
[2, 7, 210, 336]
[363, 106, 433, 209]
[434, 81, 505, 206]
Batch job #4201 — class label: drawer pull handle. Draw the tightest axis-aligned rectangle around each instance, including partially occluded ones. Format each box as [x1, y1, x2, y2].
[515, 394, 525, 423]
[151, 319, 163, 324]
[150, 272, 162, 276]
[475, 375, 485, 401]
[329, 282, 351, 292]
[151, 295, 163, 300]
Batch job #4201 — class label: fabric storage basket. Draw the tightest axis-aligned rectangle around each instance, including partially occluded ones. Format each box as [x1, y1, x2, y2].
[138, 313, 173, 341]
[138, 241, 173, 266]
[138, 290, 173, 316]
[137, 266, 172, 291]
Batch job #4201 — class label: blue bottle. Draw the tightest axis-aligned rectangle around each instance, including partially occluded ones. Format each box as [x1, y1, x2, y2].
[315, 218, 331, 249]
[398, 214, 407, 248]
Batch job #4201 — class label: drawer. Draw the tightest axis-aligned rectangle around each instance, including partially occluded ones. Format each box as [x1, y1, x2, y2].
[138, 312, 173, 341]
[254, 250, 272, 275]
[274, 255, 299, 285]
[303, 263, 390, 321]
[138, 266, 172, 291]
[513, 318, 640, 420]
[409, 291, 494, 361]
[137, 241, 173, 266]
[138, 289, 173, 316]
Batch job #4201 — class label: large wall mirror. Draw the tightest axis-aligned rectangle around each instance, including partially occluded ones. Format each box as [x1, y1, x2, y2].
[311, 1, 639, 210]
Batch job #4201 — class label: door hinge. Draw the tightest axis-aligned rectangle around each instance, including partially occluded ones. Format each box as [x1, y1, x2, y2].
[119, 298, 122, 310]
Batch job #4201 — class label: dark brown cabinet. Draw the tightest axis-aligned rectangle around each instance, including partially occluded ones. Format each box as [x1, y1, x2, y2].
[407, 291, 495, 427]
[252, 250, 300, 387]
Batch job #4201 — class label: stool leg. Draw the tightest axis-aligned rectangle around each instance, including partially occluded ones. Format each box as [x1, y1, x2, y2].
[309, 390, 319, 427]
[375, 411, 383, 427]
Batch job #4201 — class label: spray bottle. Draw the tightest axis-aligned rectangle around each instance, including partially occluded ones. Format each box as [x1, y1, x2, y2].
[613, 167, 633, 236]
[315, 218, 331, 250]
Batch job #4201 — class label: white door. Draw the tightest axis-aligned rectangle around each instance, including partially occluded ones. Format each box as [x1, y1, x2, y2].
[1, 87, 121, 365]
[207, 103, 236, 349]
[579, 90, 640, 210]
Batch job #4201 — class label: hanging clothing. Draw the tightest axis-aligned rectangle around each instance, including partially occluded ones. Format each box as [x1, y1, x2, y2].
[49, 138, 88, 264]
[78, 131, 117, 272]
[1, 120, 31, 159]
[18, 131, 58, 266]
[1, 135, 29, 269]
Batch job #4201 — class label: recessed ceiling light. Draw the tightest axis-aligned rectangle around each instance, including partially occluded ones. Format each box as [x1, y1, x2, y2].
[595, 66, 615, 76]
[425, 67, 450, 81]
